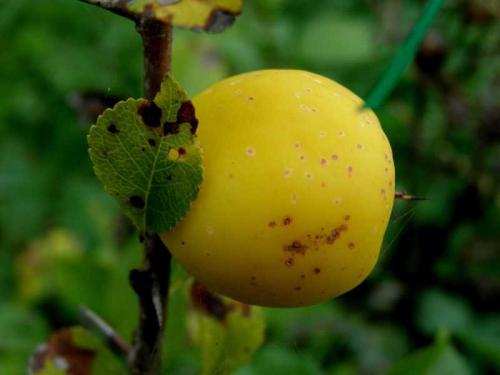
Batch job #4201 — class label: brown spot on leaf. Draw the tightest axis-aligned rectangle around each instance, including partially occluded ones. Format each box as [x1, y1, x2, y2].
[163, 121, 181, 135]
[190, 281, 230, 322]
[205, 8, 238, 32]
[177, 101, 199, 133]
[148, 138, 156, 147]
[107, 123, 119, 134]
[129, 195, 145, 209]
[28, 329, 95, 375]
[178, 147, 187, 156]
[138, 100, 162, 128]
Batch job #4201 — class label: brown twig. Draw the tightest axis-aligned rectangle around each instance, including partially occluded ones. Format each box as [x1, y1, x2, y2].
[129, 234, 172, 375]
[127, 18, 174, 375]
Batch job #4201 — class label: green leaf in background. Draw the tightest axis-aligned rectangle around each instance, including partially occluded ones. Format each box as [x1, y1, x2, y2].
[29, 326, 126, 375]
[187, 281, 265, 375]
[128, 0, 243, 32]
[88, 75, 203, 233]
[364, 0, 445, 109]
[387, 343, 470, 375]
[415, 289, 473, 336]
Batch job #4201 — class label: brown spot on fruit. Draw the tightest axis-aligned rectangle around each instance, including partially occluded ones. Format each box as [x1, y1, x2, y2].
[347, 166, 353, 176]
[284, 258, 294, 267]
[138, 100, 162, 128]
[300, 274, 306, 279]
[129, 195, 145, 209]
[313, 267, 321, 274]
[344, 215, 350, 221]
[283, 216, 293, 225]
[107, 123, 119, 134]
[268, 221, 277, 228]
[284, 241, 308, 255]
[332, 154, 338, 160]
[326, 224, 348, 244]
[294, 286, 302, 291]
[348, 242, 355, 249]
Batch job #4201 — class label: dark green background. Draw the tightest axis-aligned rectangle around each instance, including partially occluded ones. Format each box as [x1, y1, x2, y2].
[0, 0, 499, 374]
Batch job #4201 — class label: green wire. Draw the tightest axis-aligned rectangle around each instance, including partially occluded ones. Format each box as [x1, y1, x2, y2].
[363, 0, 446, 110]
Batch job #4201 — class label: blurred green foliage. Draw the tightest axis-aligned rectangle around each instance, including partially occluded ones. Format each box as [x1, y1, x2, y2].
[0, 0, 499, 374]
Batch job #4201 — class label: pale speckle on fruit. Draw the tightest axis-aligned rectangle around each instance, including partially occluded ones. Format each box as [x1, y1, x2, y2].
[334, 198, 342, 206]
[206, 226, 215, 236]
[319, 131, 327, 138]
[291, 194, 298, 205]
[283, 168, 293, 178]
[229, 79, 242, 86]
[294, 92, 302, 99]
[246, 147, 256, 157]
[235, 89, 242, 95]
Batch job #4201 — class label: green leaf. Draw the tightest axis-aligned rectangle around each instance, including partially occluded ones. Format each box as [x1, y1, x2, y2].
[88, 75, 203, 233]
[387, 343, 471, 375]
[415, 289, 473, 336]
[187, 282, 265, 375]
[364, 0, 445, 109]
[29, 327, 126, 375]
[128, 0, 243, 32]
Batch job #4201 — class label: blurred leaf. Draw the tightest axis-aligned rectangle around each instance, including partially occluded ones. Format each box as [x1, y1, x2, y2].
[88, 75, 203, 233]
[415, 289, 473, 336]
[128, 0, 242, 32]
[16, 229, 82, 303]
[0, 304, 49, 352]
[29, 326, 126, 374]
[458, 316, 500, 367]
[387, 343, 470, 375]
[187, 281, 265, 375]
[364, 0, 445, 109]
[236, 345, 323, 375]
[299, 12, 376, 67]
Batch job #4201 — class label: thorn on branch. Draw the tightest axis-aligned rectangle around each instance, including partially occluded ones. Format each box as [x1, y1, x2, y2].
[395, 191, 429, 201]
[79, 305, 131, 358]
